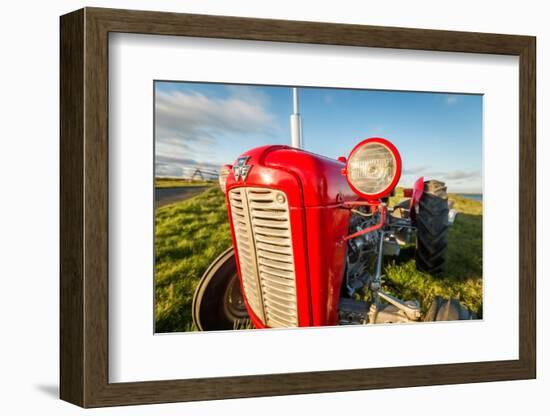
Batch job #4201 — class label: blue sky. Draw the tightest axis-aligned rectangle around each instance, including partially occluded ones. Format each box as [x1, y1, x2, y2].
[155, 81, 482, 193]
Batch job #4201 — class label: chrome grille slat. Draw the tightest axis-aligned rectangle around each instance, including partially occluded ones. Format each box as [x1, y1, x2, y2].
[263, 278, 294, 292]
[257, 250, 293, 263]
[257, 257, 294, 272]
[253, 226, 291, 237]
[263, 301, 298, 318]
[258, 266, 294, 279]
[251, 210, 288, 220]
[254, 235, 290, 247]
[262, 272, 294, 288]
[249, 202, 287, 210]
[256, 242, 293, 254]
[265, 315, 296, 328]
[237, 248, 253, 259]
[261, 287, 295, 301]
[247, 194, 273, 201]
[252, 218, 289, 229]
[261, 285, 295, 299]
[228, 187, 298, 328]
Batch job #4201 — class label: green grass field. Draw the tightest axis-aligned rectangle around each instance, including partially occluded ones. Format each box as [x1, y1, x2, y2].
[155, 187, 232, 332]
[383, 189, 483, 317]
[155, 187, 482, 332]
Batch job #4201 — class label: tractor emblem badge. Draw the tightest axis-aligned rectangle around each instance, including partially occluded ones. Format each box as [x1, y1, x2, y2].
[233, 156, 252, 182]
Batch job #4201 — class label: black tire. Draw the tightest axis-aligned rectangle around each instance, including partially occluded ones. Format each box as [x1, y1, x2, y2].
[192, 248, 250, 331]
[415, 180, 449, 274]
[423, 296, 476, 321]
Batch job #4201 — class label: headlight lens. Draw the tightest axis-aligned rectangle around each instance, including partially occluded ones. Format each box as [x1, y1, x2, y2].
[346, 138, 401, 198]
[218, 165, 231, 192]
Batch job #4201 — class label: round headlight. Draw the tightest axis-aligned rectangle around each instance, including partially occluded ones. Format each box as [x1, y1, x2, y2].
[218, 164, 231, 192]
[344, 137, 401, 199]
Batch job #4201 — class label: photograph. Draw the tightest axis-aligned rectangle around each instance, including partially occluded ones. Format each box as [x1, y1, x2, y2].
[153, 81, 483, 333]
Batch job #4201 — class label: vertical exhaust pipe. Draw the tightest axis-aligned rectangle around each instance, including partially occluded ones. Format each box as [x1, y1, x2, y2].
[290, 87, 302, 148]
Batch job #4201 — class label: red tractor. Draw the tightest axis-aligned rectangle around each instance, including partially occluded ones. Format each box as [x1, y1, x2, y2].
[192, 137, 473, 331]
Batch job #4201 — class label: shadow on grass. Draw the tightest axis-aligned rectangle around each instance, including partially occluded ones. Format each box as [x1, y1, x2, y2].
[446, 213, 482, 281]
[382, 212, 483, 317]
[388, 212, 482, 282]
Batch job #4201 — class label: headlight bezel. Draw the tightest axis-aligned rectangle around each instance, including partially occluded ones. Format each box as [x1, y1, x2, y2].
[218, 164, 232, 192]
[344, 137, 402, 200]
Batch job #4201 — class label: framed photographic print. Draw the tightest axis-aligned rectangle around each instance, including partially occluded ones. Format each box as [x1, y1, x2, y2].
[60, 7, 536, 408]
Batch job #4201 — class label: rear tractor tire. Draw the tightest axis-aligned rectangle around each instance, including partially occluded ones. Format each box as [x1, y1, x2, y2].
[192, 248, 250, 331]
[415, 180, 449, 275]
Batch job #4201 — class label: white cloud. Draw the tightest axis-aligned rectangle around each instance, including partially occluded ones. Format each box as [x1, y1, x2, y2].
[155, 87, 275, 177]
[401, 167, 481, 192]
[403, 166, 431, 175]
[156, 89, 274, 139]
[445, 95, 459, 105]
[444, 170, 480, 181]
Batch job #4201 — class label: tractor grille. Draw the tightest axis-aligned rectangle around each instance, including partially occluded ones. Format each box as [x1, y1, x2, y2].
[228, 187, 298, 327]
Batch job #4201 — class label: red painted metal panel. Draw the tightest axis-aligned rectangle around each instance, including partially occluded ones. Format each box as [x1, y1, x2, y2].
[225, 145, 356, 327]
[409, 176, 425, 220]
[224, 143, 400, 328]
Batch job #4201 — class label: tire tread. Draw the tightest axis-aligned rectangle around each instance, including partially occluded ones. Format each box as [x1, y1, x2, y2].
[415, 180, 449, 275]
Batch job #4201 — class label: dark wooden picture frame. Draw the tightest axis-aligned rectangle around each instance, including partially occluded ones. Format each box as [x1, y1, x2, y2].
[60, 7, 536, 408]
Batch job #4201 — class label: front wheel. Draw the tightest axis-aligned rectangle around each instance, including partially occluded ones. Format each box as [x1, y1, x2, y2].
[192, 248, 250, 331]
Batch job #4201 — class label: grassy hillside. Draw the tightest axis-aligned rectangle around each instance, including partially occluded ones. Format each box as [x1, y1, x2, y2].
[383, 188, 483, 317]
[154, 187, 482, 332]
[155, 177, 215, 188]
[155, 187, 232, 332]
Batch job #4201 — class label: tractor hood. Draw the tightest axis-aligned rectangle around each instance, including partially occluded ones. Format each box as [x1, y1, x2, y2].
[229, 145, 358, 207]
